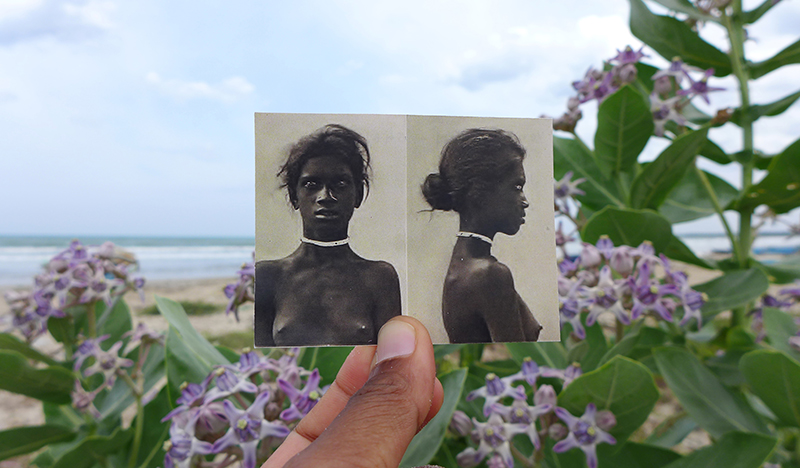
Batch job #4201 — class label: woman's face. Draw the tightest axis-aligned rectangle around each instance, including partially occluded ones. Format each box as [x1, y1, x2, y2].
[295, 156, 359, 233]
[475, 156, 529, 236]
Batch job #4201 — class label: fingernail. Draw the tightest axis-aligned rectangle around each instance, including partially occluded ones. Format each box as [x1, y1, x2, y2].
[374, 320, 416, 365]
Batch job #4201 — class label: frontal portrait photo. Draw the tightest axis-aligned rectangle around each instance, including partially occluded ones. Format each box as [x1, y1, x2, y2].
[254, 113, 558, 347]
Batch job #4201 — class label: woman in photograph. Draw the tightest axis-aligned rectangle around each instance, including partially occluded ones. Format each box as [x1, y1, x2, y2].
[422, 128, 542, 343]
[255, 124, 401, 346]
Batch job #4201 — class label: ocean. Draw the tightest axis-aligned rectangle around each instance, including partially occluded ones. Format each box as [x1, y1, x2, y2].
[0, 236, 255, 287]
[0, 234, 797, 287]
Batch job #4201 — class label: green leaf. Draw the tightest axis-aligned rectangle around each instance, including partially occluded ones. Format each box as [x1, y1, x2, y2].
[740, 138, 800, 214]
[558, 356, 659, 442]
[581, 207, 674, 253]
[0, 332, 60, 366]
[599, 326, 668, 366]
[761, 307, 800, 361]
[0, 350, 73, 404]
[646, 415, 698, 448]
[749, 38, 800, 80]
[0, 425, 76, 461]
[692, 268, 769, 320]
[628, 0, 732, 76]
[648, 0, 719, 22]
[578, 319, 609, 372]
[156, 296, 227, 368]
[630, 128, 709, 210]
[663, 235, 717, 270]
[95, 299, 132, 346]
[741, 349, 800, 427]
[660, 432, 776, 468]
[731, 88, 800, 126]
[597, 441, 682, 468]
[594, 85, 654, 178]
[299, 347, 354, 385]
[50, 427, 132, 468]
[553, 136, 625, 210]
[434, 344, 464, 360]
[165, 327, 216, 405]
[506, 342, 568, 369]
[754, 255, 800, 284]
[400, 368, 468, 468]
[698, 138, 732, 165]
[744, 0, 780, 23]
[653, 347, 770, 438]
[660, 168, 738, 223]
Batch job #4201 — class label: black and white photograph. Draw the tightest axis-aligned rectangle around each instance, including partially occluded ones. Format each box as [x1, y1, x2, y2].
[407, 115, 559, 343]
[254, 113, 407, 346]
[255, 113, 557, 347]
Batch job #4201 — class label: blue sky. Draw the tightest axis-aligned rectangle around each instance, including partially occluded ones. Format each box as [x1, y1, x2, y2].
[1, 0, 798, 237]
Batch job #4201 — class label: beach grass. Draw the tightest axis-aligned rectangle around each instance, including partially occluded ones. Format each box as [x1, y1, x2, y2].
[140, 300, 221, 316]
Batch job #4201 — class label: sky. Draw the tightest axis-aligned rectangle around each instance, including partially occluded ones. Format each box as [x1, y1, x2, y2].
[1, 0, 798, 237]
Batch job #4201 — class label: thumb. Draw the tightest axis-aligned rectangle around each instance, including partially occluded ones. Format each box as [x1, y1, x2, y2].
[284, 316, 443, 468]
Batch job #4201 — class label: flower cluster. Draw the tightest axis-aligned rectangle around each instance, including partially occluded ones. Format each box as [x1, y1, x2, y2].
[161, 348, 323, 468]
[3, 240, 145, 342]
[72, 324, 165, 417]
[546, 45, 723, 137]
[548, 46, 647, 132]
[224, 253, 255, 322]
[452, 358, 615, 468]
[749, 280, 800, 345]
[558, 237, 707, 337]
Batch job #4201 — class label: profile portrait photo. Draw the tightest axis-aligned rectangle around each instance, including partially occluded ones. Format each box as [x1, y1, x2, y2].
[406, 115, 558, 344]
[254, 113, 406, 347]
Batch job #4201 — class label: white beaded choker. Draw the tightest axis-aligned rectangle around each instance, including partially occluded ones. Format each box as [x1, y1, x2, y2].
[457, 231, 493, 246]
[301, 236, 350, 247]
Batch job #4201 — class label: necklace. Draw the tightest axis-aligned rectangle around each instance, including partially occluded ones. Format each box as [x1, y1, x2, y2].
[301, 236, 350, 247]
[457, 231, 493, 246]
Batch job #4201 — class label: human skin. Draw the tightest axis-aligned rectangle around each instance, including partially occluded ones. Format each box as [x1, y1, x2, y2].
[255, 156, 401, 346]
[441, 156, 542, 343]
[262, 316, 444, 468]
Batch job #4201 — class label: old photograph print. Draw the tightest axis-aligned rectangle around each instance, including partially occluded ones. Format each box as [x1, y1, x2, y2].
[254, 113, 557, 347]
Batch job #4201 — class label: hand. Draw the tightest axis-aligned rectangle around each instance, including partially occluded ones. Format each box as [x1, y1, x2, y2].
[263, 316, 445, 468]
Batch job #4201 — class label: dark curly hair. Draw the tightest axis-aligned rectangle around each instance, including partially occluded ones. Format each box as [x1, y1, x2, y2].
[278, 124, 371, 207]
[422, 128, 526, 212]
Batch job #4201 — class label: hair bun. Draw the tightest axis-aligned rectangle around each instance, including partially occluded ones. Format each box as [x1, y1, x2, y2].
[422, 173, 454, 211]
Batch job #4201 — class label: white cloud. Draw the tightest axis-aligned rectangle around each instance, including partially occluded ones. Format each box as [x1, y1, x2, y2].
[145, 72, 255, 103]
[0, 0, 115, 45]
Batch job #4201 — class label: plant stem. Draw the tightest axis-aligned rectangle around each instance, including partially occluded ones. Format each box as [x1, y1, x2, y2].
[128, 393, 144, 468]
[616, 319, 624, 344]
[87, 300, 97, 338]
[724, 0, 755, 326]
[694, 164, 742, 261]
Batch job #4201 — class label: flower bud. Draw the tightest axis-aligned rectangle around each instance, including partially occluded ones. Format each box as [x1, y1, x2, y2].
[580, 243, 603, 269]
[487, 453, 508, 468]
[596, 410, 617, 431]
[449, 410, 473, 437]
[567, 96, 581, 111]
[534, 384, 557, 408]
[654, 76, 672, 96]
[616, 63, 637, 84]
[549, 422, 568, 441]
[595, 236, 614, 259]
[576, 269, 598, 288]
[610, 247, 634, 277]
[194, 402, 229, 439]
[558, 277, 574, 296]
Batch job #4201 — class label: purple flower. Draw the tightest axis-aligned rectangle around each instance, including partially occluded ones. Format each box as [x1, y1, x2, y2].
[559, 278, 588, 340]
[779, 281, 800, 302]
[628, 262, 678, 322]
[456, 413, 528, 468]
[650, 93, 688, 137]
[450, 410, 474, 437]
[610, 45, 647, 65]
[212, 391, 291, 468]
[595, 236, 614, 260]
[652, 57, 702, 85]
[553, 404, 617, 468]
[580, 243, 603, 269]
[164, 411, 215, 468]
[466, 373, 527, 417]
[554, 171, 586, 200]
[678, 68, 724, 104]
[586, 266, 630, 326]
[162, 373, 215, 422]
[278, 369, 324, 421]
[204, 368, 259, 403]
[82, 340, 134, 389]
